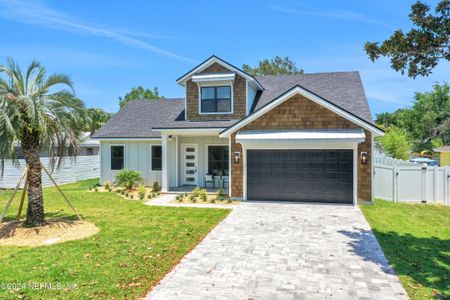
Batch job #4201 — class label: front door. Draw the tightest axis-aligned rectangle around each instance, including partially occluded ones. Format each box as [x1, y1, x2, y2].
[181, 144, 198, 185]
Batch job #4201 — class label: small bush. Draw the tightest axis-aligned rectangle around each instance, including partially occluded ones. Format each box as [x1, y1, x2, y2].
[147, 194, 153, 200]
[124, 192, 129, 197]
[130, 195, 134, 200]
[94, 188, 98, 192]
[104, 181, 112, 189]
[193, 187, 208, 201]
[115, 170, 143, 189]
[152, 181, 161, 193]
[227, 198, 232, 204]
[216, 188, 226, 200]
[189, 194, 196, 203]
[211, 198, 215, 203]
[137, 184, 146, 200]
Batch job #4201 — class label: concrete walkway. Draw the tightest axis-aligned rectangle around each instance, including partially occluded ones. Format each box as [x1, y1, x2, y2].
[145, 202, 408, 300]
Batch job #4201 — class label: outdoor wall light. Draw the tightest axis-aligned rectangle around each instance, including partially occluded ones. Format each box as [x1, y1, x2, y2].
[360, 152, 368, 165]
[234, 151, 240, 164]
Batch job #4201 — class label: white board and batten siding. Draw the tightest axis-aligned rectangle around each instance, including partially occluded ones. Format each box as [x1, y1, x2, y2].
[0, 156, 100, 189]
[374, 158, 450, 206]
[100, 140, 163, 186]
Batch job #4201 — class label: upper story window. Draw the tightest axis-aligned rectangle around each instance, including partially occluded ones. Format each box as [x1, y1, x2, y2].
[200, 86, 232, 114]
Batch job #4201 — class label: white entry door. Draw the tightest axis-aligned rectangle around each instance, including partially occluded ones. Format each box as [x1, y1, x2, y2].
[181, 144, 198, 185]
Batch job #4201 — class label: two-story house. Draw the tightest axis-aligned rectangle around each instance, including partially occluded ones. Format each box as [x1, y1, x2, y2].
[93, 55, 383, 204]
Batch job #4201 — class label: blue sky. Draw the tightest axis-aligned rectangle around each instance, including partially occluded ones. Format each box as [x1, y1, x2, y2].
[1, 0, 448, 117]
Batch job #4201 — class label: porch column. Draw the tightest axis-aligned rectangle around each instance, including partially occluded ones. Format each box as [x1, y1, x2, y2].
[162, 134, 169, 192]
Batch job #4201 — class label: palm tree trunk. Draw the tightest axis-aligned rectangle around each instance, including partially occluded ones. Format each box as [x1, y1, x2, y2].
[21, 133, 45, 227]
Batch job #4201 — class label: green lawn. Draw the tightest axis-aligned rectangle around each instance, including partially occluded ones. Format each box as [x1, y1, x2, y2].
[0, 179, 230, 299]
[360, 200, 450, 300]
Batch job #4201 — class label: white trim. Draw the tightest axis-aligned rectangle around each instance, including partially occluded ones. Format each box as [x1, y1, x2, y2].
[198, 83, 234, 115]
[99, 142, 103, 185]
[240, 141, 358, 150]
[219, 86, 384, 138]
[177, 56, 264, 91]
[228, 137, 232, 196]
[109, 144, 125, 171]
[93, 137, 161, 141]
[192, 73, 235, 82]
[161, 135, 168, 192]
[181, 143, 199, 185]
[236, 129, 365, 142]
[371, 133, 374, 202]
[184, 82, 188, 120]
[353, 144, 358, 205]
[154, 128, 226, 136]
[175, 135, 179, 187]
[243, 144, 247, 201]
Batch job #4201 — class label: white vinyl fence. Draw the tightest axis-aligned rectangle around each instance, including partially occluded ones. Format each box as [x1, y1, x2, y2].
[0, 156, 100, 189]
[374, 159, 450, 205]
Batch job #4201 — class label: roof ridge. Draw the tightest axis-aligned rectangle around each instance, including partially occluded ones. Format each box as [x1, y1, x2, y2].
[255, 71, 359, 78]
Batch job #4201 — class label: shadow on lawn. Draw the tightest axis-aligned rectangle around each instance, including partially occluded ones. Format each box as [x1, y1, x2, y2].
[339, 228, 450, 298]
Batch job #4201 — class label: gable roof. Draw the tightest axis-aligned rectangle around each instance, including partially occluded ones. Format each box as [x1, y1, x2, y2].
[176, 55, 264, 90]
[219, 84, 384, 137]
[253, 72, 373, 124]
[92, 99, 239, 139]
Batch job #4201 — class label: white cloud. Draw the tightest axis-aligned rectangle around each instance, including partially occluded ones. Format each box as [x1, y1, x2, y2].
[271, 5, 389, 27]
[0, 0, 197, 63]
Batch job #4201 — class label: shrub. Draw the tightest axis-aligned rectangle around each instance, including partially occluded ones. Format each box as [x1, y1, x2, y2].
[137, 184, 146, 200]
[130, 195, 134, 200]
[189, 194, 196, 203]
[227, 198, 232, 204]
[152, 181, 161, 193]
[217, 188, 225, 200]
[104, 181, 112, 189]
[147, 194, 153, 200]
[94, 187, 98, 192]
[115, 170, 143, 189]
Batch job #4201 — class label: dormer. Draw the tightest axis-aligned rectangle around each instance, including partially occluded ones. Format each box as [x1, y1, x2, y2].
[177, 56, 263, 121]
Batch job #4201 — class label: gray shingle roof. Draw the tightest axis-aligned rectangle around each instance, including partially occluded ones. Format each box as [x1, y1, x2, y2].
[93, 99, 239, 138]
[93, 71, 375, 139]
[254, 72, 373, 124]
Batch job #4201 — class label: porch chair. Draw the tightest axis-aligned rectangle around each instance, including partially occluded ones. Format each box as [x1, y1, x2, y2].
[204, 174, 214, 189]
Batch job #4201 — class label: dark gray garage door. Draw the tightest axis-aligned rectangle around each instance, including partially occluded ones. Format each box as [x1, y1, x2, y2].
[247, 150, 353, 203]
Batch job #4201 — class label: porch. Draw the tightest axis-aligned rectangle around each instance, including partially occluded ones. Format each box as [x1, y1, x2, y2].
[160, 129, 230, 194]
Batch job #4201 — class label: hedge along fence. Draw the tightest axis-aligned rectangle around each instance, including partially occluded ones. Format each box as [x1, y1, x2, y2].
[0, 156, 100, 189]
[374, 162, 450, 205]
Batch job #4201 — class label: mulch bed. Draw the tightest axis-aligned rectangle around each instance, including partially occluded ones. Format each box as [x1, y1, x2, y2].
[0, 218, 99, 247]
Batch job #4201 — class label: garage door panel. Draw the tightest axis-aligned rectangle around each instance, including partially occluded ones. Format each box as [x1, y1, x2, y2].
[247, 149, 353, 203]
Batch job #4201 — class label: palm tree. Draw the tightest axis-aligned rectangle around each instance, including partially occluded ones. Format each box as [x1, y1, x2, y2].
[85, 108, 112, 136]
[0, 58, 86, 227]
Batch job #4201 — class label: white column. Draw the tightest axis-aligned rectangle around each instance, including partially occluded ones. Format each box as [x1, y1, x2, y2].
[353, 144, 358, 205]
[162, 134, 169, 192]
[175, 135, 179, 187]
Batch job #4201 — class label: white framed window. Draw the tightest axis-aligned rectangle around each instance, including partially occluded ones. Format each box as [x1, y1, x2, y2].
[200, 85, 232, 114]
[151, 145, 162, 171]
[110, 145, 124, 170]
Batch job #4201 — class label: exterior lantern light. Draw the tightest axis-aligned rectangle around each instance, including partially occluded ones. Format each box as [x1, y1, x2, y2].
[360, 152, 368, 165]
[234, 151, 240, 164]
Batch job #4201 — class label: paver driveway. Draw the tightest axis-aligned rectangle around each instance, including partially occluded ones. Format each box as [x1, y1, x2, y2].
[145, 202, 408, 300]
